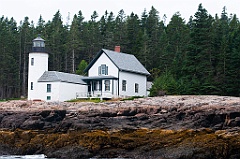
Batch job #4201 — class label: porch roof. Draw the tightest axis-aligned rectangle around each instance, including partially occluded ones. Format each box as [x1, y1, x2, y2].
[82, 75, 118, 81]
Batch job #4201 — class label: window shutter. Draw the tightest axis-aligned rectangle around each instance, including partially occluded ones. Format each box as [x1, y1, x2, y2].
[106, 66, 108, 75]
[98, 66, 101, 75]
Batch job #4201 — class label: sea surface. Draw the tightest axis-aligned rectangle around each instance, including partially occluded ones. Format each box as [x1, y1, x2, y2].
[0, 154, 51, 159]
[0, 155, 127, 159]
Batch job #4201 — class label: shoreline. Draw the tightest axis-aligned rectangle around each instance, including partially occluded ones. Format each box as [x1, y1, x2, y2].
[0, 95, 240, 158]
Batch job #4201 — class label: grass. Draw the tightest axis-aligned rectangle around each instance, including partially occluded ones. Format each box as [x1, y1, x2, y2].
[120, 96, 144, 101]
[66, 98, 105, 103]
[0, 98, 24, 102]
[67, 96, 144, 103]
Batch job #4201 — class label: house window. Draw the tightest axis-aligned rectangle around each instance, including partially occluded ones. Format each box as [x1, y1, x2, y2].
[31, 58, 34, 66]
[31, 82, 33, 90]
[98, 64, 108, 75]
[93, 81, 102, 91]
[122, 80, 127, 91]
[47, 84, 51, 92]
[105, 80, 110, 91]
[47, 96, 51, 100]
[135, 83, 139, 93]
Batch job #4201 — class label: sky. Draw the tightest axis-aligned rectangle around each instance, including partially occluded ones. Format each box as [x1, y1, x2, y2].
[0, 0, 239, 25]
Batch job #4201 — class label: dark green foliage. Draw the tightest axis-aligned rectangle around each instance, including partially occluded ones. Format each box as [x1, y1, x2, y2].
[0, 4, 240, 99]
[76, 60, 88, 75]
[150, 72, 183, 96]
[0, 17, 20, 99]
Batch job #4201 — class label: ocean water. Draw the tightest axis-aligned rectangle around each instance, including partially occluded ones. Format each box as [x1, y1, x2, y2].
[0, 154, 49, 159]
[0, 155, 127, 159]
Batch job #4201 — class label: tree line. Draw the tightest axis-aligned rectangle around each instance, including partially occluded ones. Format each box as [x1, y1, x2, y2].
[0, 3, 239, 99]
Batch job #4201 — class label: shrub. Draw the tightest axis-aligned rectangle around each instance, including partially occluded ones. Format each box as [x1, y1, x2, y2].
[150, 72, 183, 96]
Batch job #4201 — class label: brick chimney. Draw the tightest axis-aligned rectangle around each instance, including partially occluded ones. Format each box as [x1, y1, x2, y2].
[114, 46, 120, 52]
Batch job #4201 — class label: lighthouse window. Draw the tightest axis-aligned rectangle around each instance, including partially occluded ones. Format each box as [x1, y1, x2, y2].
[40, 42, 45, 47]
[31, 82, 33, 90]
[31, 58, 34, 66]
[47, 84, 51, 92]
[33, 41, 40, 47]
[47, 96, 51, 100]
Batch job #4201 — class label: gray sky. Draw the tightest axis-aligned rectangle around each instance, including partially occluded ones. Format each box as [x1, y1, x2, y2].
[0, 0, 239, 25]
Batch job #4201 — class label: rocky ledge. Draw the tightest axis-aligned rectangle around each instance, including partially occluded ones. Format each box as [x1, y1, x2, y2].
[0, 95, 240, 159]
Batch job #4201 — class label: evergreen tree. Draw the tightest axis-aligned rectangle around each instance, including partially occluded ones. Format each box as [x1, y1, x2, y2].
[19, 17, 33, 97]
[76, 60, 88, 75]
[0, 17, 19, 99]
[184, 4, 216, 94]
[47, 11, 67, 71]
[144, 7, 161, 69]
[211, 7, 231, 94]
[66, 14, 83, 73]
[36, 15, 46, 37]
[226, 14, 240, 96]
[83, 11, 101, 62]
[166, 12, 190, 78]
[114, 9, 127, 50]
[125, 12, 142, 57]
[0, 5, 240, 98]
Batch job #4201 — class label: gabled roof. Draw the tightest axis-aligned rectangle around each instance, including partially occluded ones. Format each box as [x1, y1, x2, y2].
[38, 71, 87, 84]
[84, 49, 150, 75]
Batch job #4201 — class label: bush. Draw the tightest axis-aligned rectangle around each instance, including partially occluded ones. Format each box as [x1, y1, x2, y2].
[150, 72, 183, 96]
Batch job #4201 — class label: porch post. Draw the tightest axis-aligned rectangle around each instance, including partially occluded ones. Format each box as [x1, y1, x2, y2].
[91, 81, 93, 97]
[101, 80, 103, 96]
[112, 79, 114, 96]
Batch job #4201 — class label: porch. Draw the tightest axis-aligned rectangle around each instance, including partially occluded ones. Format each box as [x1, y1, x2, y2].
[76, 76, 118, 99]
[76, 91, 116, 99]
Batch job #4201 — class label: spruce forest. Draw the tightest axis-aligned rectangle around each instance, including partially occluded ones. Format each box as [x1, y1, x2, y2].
[0, 4, 239, 99]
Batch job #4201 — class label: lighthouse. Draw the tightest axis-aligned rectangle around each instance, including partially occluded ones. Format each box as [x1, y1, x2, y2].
[28, 35, 48, 100]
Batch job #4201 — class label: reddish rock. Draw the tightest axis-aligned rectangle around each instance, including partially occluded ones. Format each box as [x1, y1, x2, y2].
[0, 95, 239, 158]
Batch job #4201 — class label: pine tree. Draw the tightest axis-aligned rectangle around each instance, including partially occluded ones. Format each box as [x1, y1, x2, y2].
[114, 9, 127, 49]
[225, 14, 240, 96]
[145, 7, 161, 69]
[211, 7, 231, 94]
[76, 60, 88, 75]
[166, 12, 190, 78]
[36, 15, 46, 37]
[83, 11, 101, 62]
[19, 17, 33, 97]
[184, 4, 216, 94]
[0, 17, 20, 99]
[47, 11, 67, 71]
[66, 14, 83, 73]
[125, 12, 142, 57]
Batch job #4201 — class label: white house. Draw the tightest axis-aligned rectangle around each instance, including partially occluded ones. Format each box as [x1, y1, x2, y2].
[28, 36, 150, 102]
[81, 47, 150, 99]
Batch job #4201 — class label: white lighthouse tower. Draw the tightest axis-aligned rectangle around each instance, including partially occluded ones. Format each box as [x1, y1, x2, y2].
[28, 35, 48, 100]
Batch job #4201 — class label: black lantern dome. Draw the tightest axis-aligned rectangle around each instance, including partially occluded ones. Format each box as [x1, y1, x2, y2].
[32, 35, 45, 52]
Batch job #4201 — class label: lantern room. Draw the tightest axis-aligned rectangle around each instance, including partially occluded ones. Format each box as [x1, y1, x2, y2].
[32, 35, 45, 52]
